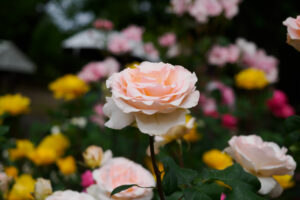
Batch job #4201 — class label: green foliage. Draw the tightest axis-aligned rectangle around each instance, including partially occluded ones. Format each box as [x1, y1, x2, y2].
[162, 157, 264, 200]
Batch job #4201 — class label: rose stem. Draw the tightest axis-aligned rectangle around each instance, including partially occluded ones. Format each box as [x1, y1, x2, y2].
[149, 136, 166, 200]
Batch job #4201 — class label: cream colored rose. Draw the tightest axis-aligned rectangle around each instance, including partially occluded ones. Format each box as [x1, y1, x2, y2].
[34, 178, 52, 200]
[46, 190, 95, 200]
[283, 16, 300, 51]
[103, 61, 199, 136]
[225, 135, 296, 198]
[83, 145, 112, 168]
[87, 157, 155, 200]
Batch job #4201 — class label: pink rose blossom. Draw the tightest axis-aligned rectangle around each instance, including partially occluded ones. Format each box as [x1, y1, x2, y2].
[158, 32, 177, 47]
[208, 45, 240, 67]
[199, 95, 219, 118]
[273, 104, 295, 118]
[283, 16, 300, 39]
[208, 46, 229, 66]
[171, 0, 191, 15]
[81, 170, 94, 189]
[144, 42, 159, 60]
[122, 25, 144, 42]
[91, 104, 105, 127]
[225, 135, 296, 198]
[267, 90, 287, 109]
[207, 81, 235, 108]
[283, 16, 300, 51]
[103, 62, 199, 136]
[108, 34, 131, 55]
[188, 0, 222, 23]
[78, 57, 120, 83]
[221, 114, 237, 129]
[88, 157, 155, 200]
[93, 19, 113, 30]
[219, 0, 240, 19]
[227, 45, 240, 63]
[220, 193, 226, 200]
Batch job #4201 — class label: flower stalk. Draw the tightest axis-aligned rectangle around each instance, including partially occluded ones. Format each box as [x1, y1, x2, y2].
[149, 136, 165, 200]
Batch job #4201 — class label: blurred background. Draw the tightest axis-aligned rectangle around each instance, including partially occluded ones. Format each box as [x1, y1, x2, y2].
[0, 0, 300, 119]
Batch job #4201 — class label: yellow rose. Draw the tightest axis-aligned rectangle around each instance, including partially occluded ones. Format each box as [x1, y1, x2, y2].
[202, 149, 233, 170]
[49, 74, 89, 100]
[7, 174, 36, 200]
[9, 140, 35, 161]
[235, 68, 268, 89]
[28, 147, 57, 166]
[38, 134, 70, 158]
[56, 156, 77, 175]
[0, 94, 30, 116]
[4, 166, 18, 179]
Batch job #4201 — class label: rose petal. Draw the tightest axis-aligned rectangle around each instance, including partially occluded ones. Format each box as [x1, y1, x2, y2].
[103, 98, 134, 129]
[135, 109, 187, 136]
[258, 177, 277, 195]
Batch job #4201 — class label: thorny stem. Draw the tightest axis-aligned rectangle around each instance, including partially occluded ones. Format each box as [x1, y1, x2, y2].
[149, 136, 166, 200]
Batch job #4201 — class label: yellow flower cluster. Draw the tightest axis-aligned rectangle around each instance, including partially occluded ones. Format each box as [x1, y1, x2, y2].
[235, 68, 269, 90]
[7, 174, 36, 200]
[273, 175, 295, 189]
[9, 140, 35, 161]
[0, 94, 30, 116]
[183, 115, 202, 142]
[202, 149, 233, 170]
[56, 156, 77, 175]
[5, 166, 18, 179]
[49, 74, 89, 100]
[9, 134, 70, 166]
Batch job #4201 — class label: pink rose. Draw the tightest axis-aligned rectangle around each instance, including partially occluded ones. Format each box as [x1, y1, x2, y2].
[219, 0, 240, 19]
[227, 45, 240, 63]
[236, 38, 257, 56]
[188, 0, 222, 23]
[91, 104, 105, 127]
[199, 94, 219, 118]
[158, 32, 176, 47]
[171, 0, 191, 15]
[103, 62, 199, 136]
[267, 90, 288, 109]
[208, 46, 229, 66]
[273, 104, 295, 118]
[122, 25, 144, 42]
[46, 190, 95, 200]
[206, 81, 235, 108]
[225, 135, 296, 197]
[78, 58, 120, 83]
[283, 16, 300, 51]
[81, 170, 94, 188]
[221, 114, 237, 130]
[88, 157, 155, 200]
[220, 193, 226, 200]
[144, 42, 159, 61]
[108, 34, 131, 55]
[93, 19, 113, 30]
[283, 16, 300, 40]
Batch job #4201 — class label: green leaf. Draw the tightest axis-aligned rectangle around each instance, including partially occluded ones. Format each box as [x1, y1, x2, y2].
[162, 157, 198, 195]
[110, 184, 138, 197]
[200, 164, 265, 200]
[0, 125, 9, 136]
[166, 192, 184, 200]
[183, 188, 212, 200]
